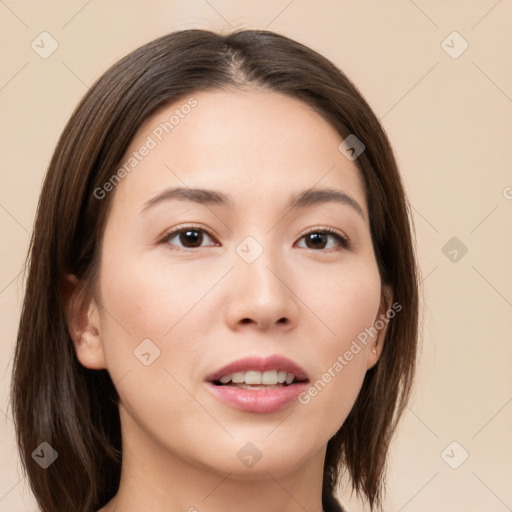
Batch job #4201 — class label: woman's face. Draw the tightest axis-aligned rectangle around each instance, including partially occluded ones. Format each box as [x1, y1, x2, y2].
[78, 88, 388, 479]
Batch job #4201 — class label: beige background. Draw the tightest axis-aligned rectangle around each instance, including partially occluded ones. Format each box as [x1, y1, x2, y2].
[1, 1, 511, 511]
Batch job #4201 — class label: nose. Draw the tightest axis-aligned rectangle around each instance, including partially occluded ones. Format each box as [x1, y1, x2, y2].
[224, 250, 300, 332]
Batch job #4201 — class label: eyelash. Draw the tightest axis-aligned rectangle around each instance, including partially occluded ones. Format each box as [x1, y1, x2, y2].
[158, 224, 350, 251]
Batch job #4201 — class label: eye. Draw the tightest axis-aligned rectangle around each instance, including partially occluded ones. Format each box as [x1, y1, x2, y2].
[160, 226, 219, 250]
[296, 228, 350, 250]
[159, 226, 349, 251]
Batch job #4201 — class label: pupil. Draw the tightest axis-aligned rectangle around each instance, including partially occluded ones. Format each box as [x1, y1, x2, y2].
[181, 230, 202, 247]
[307, 232, 326, 249]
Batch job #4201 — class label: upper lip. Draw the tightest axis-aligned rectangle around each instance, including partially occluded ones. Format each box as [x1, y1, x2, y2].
[205, 355, 309, 382]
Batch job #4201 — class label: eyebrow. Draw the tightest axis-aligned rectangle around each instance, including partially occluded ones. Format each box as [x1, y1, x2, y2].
[140, 186, 365, 219]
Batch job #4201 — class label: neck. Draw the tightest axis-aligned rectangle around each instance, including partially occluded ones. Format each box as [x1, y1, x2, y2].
[99, 405, 327, 512]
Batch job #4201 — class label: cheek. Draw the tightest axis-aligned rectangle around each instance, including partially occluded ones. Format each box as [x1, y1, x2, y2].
[293, 259, 381, 427]
[94, 257, 214, 447]
[95, 248, 217, 386]
[326, 261, 381, 323]
[299, 256, 382, 350]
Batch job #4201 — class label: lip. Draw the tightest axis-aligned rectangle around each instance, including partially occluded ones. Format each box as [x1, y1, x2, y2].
[205, 381, 309, 413]
[204, 355, 309, 414]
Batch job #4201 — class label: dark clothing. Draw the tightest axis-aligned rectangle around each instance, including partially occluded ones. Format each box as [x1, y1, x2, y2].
[323, 493, 346, 512]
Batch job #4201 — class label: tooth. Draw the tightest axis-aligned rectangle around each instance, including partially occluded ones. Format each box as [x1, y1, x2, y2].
[245, 371, 262, 385]
[220, 369, 295, 385]
[261, 370, 278, 385]
[232, 372, 245, 383]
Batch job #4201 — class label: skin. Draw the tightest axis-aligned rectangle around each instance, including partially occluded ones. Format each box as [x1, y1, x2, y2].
[67, 88, 390, 512]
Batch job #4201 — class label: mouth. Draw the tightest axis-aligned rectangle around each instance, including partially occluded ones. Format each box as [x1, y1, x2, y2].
[206, 354, 309, 386]
[204, 355, 309, 413]
[212, 369, 307, 389]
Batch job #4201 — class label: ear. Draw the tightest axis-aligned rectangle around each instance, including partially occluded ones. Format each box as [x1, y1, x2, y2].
[61, 274, 107, 370]
[366, 285, 393, 370]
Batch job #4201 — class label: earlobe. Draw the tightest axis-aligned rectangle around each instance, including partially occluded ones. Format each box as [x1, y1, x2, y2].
[366, 286, 392, 370]
[62, 274, 107, 370]
[366, 333, 383, 370]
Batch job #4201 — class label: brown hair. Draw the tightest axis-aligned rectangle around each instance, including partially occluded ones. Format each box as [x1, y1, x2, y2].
[11, 28, 419, 512]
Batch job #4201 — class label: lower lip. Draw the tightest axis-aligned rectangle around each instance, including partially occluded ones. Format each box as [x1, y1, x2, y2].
[205, 382, 309, 413]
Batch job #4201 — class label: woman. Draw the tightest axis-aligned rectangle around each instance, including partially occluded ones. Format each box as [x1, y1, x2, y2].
[11, 28, 419, 512]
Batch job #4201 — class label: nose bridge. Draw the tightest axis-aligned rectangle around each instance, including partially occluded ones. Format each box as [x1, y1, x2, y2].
[226, 238, 299, 329]
[241, 247, 283, 297]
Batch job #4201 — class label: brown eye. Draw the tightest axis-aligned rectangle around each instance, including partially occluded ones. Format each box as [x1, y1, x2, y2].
[163, 227, 218, 249]
[297, 230, 349, 250]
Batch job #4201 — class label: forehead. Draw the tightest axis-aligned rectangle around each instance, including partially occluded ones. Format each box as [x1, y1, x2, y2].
[111, 88, 367, 217]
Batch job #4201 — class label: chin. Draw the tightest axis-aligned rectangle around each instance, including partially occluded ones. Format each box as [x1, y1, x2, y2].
[193, 439, 322, 480]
